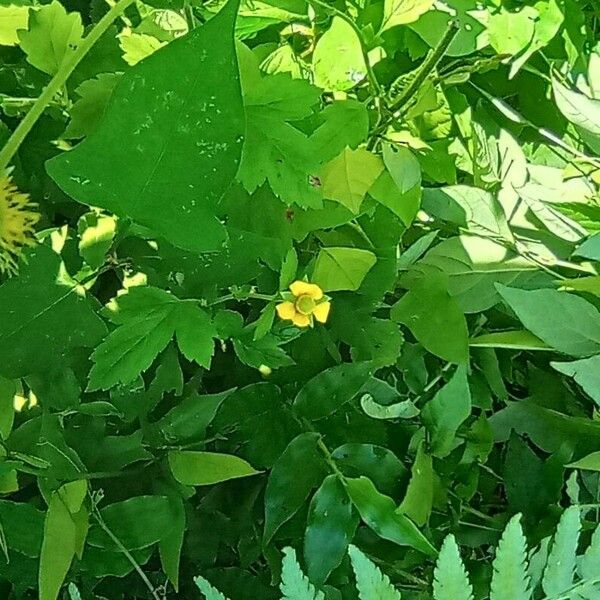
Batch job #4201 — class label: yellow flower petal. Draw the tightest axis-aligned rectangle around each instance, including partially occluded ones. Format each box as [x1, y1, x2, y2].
[312, 301, 331, 324]
[292, 313, 311, 327]
[276, 301, 297, 320]
[0, 177, 39, 275]
[289, 280, 323, 300]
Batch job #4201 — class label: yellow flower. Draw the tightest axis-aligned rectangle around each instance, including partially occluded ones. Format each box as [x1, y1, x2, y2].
[276, 280, 331, 328]
[0, 177, 39, 275]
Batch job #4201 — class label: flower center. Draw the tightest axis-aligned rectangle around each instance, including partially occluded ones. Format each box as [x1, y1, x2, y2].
[295, 294, 315, 315]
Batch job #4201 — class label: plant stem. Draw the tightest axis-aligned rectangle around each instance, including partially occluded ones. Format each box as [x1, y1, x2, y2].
[92, 506, 162, 600]
[0, 0, 137, 172]
[389, 20, 459, 114]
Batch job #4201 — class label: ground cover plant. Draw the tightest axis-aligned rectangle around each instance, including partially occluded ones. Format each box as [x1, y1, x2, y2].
[1, 0, 600, 597]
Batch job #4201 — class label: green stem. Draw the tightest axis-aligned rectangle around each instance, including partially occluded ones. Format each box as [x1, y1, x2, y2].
[389, 20, 459, 114]
[368, 20, 459, 146]
[0, 0, 137, 172]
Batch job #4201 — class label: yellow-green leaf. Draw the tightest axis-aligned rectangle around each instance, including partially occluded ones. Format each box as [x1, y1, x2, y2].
[320, 147, 384, 214]
[381, 0, 434, 32]
[168, 451, 260, 486]
[0, 6, 29, 46]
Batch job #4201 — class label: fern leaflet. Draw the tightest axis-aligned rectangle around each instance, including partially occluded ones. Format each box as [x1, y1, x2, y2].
[580, 523, 600, 581]
[280, 547, 325, 600]
[348, 544, 401, 600]
[433, 534, 473, 600]
[542, 506, 581, 597]
[490, 514, 531, 600]
[195, 575, 231, 600]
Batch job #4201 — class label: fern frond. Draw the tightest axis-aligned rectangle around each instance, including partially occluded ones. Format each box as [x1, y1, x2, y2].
[528, 537, 550, 594]
[580, 523, 600, 580]
[542, 506, 581, 596]
[194, 575, 231, 600]
[348, 544, 401, 600]
[280, 547, 325, 600]
[490, 514, 531, 600]
[433, 535, 473, 600]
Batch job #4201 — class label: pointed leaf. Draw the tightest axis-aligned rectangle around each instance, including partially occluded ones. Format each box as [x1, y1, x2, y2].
[433, 535, 473, 600]
[47, 0, 244, 253]
[348, 544, 402, 600]
[490, 514, 531, 600]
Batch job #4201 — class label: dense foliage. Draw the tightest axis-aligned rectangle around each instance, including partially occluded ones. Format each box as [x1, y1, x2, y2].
[0, 0, 600, 597]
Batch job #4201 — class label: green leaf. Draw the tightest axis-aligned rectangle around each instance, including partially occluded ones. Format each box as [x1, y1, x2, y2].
[0, 5, 29, 46]
[491, 400, 600, 455]
[332, 443, 408, 497]
[158, 495, 185, 590]
[157, 389, 232, 444]
[195, 576, 230, 600]
[542, 506, 580, 596]
[19, 0, 83, 75]
[382, 144, 421, 195]
[552, 355, 600, 406]
[238, 73, 322, 208]
[574, 233, 600, 261]
[496, 285, 600, 357]
[381, 0, 435, 32]
[490, 514, 531, 600]
[304, 475, 359, 585]
[0, 377, 15, 441]
[433, 535, 473, 600]
[312, 247, 377, 292]
[488, 6, 537, 58]
[119, 32, 165, 65]
[403, 236, 536, 313]
[553, 76, 600, 136]
[369, 170, 421, 227]
[421, 366, 471, 457]
[47, 0, 244, 253]
[65, 74, 121, 139]
[279, 247, 298, 290]
[360, 396, 419, 420]
[0, 500, 44, 558]
[88, 286, 216, 390]
[313, 17, 366, 92]
[422, 185, 511, 240]
[580, 523, 600, 580]
[168, 451, 259, 486]
[398, 442, 433, 526]
[319, 148, 384, 214]
[0, 245, 107, 379]
[294, 362, 373, 420]
[174, 303, 216, 367]
[469, 330, 551, 351]
[233, 334, 295, 369]
[89, 496, 174, 551]
[345, 476, 436, 556]
[39, 492, 77, 600]
[391, 275, 469, 364]
[567, 452, 600, 471]
[280, 547, 325, 600]
[264, 433, 327, 544]
[348, 544, 401, 600]
[310, 100, 369, 163]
